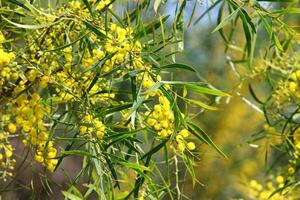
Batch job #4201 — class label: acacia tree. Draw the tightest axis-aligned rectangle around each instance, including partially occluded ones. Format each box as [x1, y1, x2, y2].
[0, 0, 299, 199]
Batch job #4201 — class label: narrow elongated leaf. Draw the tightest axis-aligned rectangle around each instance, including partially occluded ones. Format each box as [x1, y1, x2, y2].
[127, 97, 145, 120]
[2, 16, 60, 29]
[259, 14, 272, 37]
[119, 161, 151, 172]
[162, 81, 229, 96]
[274, 8, 300, 14]
[272, 33, 283, 51]
[104, 156, 120, 189]
[46, 33, 88, 52]
[239, 8, 256, 33]
[82, 0, 94, 17]
[186, 98, 219, 111]
[240, 13, 252, 55]
[212, 6, 240, 33]
[5, 0, 30, 11]
[86, 57, 107, 93]
[187, 122, 227, 158]
[140, 139, 168, 160]
[159, 63, 197, 72]
[194, 0, 222, 25]
[62, 191, 83, 200]
[83, 21, 107, 39]
[106, 103, 133, 114]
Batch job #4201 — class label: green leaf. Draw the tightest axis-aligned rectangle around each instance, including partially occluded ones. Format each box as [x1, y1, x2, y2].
[115, 191, 130, 200]
[267, 181, 297, 199]
[23, 1, 58, 18]
[2, 16, 60, 29]
[212, 6, 240, 33]
[86, 57, 108, 93]
[275, 8, 300, 14]
[104, 156, 120, 189]
[119, 161, 151, 172]
[185, 98, 219, 111]
[188, 0, 197, 27]
[106, 129, 146, 148]
[173, 0, 186, 52]
[82, 0, 94, 17]
[106, 103, 133, 114]
[240, 13, 252, 55]
[239, 8, 256, 33]
[187, 122, 227, 158]
[162, 81, 229, 96]
[62, 191, 83, 200]
[144, 81, 163, 94]
[259, 14, 272, 37]
[46, 33, 88, 52]
[159, 63, 197, 72]
[140, 139, 169, 160]
[107, 129, 145, 139]
[272, 33, 283, 51]
[83, 21, 107, 39]
[217, 2, 229, 44]
[5, 0, 30, 11]
[194, 0, 222, 25]
[248, 84, 263, 104]
[127, 97, 145, 120]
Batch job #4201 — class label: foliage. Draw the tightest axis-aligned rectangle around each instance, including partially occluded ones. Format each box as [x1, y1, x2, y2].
[0, 0, 229, 199]
[0, 0, 299, 199]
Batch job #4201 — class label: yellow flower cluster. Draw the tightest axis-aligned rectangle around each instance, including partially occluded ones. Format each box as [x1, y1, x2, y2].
[175, 129, 196, 153]
[0, 131, 15, 181]
[143, 82, 192, 153]
[25, 41, 111, 103]
[272, 80, 293, 108]
[34, 141, 58, 172]
[252, 52, 300, 110]
[69, 0, 113, 18]
[103, 23, 142, 73]
[70, 0, 113, 10]
[288, 70, 300, 97]
[0, 0, 195, 182]
[0, 0, 126, 178]
[12, 93, 58, 171]
[138, 73, 163, 97]
[0, 33, 16, 86]
[80, 114, 106, 140]
[82, 49, 105, 69]
[146, 96, 174, 137]
[22, 15, 140, 103]
[95, 0, 112, 10]
[69, 1, 90, 18]
[248, 176, 294, 200]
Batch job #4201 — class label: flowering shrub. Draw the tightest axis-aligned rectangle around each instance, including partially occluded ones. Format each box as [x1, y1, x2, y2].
[0, 0, 230, 199]
[0, 0, 299, 199]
